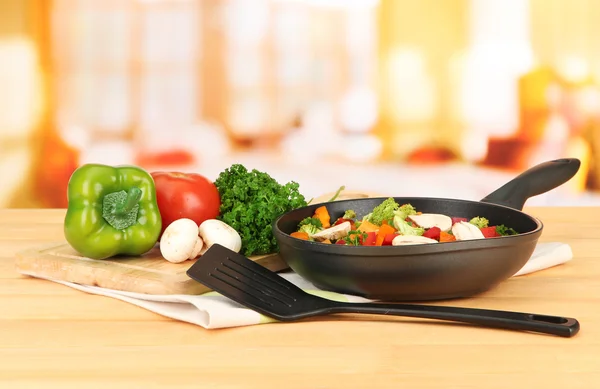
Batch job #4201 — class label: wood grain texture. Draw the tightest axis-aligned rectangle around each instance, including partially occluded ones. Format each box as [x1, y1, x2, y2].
[14, 241, 286, 295]
[1, 207, 599, 389]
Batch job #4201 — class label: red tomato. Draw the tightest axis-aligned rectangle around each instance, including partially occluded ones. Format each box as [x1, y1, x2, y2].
[151, 171, 221, 234]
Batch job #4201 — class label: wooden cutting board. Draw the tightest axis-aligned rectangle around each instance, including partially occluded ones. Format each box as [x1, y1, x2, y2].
[15, 242, 287, 295]
[14, 190, 383, 295]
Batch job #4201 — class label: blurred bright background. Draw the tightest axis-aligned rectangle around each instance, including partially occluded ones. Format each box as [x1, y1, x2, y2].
[2, 0, 600, 208]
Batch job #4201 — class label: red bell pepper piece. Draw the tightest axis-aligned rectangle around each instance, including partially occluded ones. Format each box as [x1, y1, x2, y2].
[335, 239, 346, 245]
[480, 226, 500, 238]
[382, 233, 398, 246]
[363, 231, 377, 246]
[423, 226, 441, 241]
[451, 217, 468, 225]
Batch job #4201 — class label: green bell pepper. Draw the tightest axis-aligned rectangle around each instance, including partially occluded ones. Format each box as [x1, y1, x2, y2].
[64, 163, 162, 259]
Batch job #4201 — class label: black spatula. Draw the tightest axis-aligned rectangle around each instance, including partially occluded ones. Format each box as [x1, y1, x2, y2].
[186, 244, 580, 337]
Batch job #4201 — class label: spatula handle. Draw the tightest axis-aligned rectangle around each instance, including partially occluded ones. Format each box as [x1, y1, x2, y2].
[324, 302, 579, 337]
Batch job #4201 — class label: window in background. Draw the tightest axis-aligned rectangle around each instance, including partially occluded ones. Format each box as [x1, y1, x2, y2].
[50, 0, 201, 165]
[219, 0, 379, 144]
[49, 0, 379, 165]
[458, 0, 534, 163]
[269, 0, 381, 162]
[375, 0, 469, 162]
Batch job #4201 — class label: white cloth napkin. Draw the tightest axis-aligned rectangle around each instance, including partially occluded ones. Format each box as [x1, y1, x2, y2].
[39, 242, 573, 329]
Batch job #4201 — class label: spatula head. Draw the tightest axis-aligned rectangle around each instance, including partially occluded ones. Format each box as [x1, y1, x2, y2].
[186, 244, 330, 321]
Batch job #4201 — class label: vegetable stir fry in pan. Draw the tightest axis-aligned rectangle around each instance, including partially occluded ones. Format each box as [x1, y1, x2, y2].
[291, 197, 518, 246]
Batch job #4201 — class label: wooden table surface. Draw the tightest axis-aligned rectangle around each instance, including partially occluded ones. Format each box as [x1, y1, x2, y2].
[1, 208, 599, 388]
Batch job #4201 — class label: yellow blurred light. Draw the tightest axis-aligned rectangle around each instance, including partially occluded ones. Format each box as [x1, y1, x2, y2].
[385, 47, 436, 122]
[558, 56, 590, 83]
[0, 37, 43, 138]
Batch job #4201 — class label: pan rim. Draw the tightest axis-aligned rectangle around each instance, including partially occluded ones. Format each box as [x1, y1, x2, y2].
[273, 196, 544, 256]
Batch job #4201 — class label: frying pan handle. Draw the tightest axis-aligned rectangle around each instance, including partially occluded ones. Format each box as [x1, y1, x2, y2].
[326, 302, 580, 338]
[480, 158, 581, 210]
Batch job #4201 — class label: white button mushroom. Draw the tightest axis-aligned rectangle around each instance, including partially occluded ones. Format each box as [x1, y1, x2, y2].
[392, 235, 438, 245]
[310, 221, 352, 241]
[408, 213, 452, 232]
[198, 219, 242, 253]
[188, 236, 204, 260]
[451, 221, 485, 240]
[160, 218, 201, 263]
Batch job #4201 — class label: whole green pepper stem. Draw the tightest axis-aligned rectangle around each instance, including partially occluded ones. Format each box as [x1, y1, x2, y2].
[114, 187, 142, 216]
[102, 187, 142, 230]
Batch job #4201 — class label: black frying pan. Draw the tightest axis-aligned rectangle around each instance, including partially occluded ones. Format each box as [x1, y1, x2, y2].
[272, 158, 581, 301]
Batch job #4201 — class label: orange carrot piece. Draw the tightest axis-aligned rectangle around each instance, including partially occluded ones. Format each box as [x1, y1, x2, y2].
[439, 231, 456, 242]
[357, 220, 379, 233]
[314, 206, 331, 228]
[376, 223, 396, 246]
[290, 231, 310, 240]
[321, 238, 332, 244]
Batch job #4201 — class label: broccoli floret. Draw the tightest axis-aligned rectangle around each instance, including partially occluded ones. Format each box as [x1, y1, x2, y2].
[394, 203, 417, 221]
[299, 223, 321, 235]
[393, 216, 424, 236]
[299, 216, 322, 228]
[298, 216, 322, 228]
[297, 216, 323, 235]
[366, 197, 400, 226]
[469, 216, 489, 229]
[343, 209, 357, 219]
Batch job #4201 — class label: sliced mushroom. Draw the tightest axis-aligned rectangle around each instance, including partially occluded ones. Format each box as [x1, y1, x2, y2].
[311, 221, 352, 241]
[392, 235, 438, 245]
[408, 213, 452, 232]
[451, 221, 485, 240]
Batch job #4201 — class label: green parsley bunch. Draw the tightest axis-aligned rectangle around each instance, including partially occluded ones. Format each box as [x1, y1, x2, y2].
[214, 164, 307, 256]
